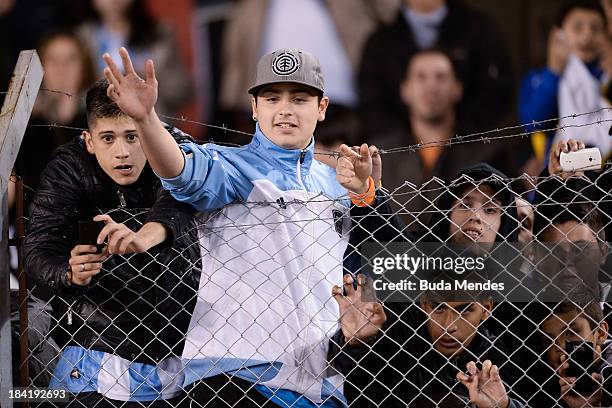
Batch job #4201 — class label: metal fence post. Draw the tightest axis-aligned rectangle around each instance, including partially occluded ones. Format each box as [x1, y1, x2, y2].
[0, 50, 43, 408]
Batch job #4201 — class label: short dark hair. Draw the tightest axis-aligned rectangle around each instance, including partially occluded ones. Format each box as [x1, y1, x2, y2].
[557, 0, 606, 27]
[534, 201, 605, 241]
[403, 47, 460, 82]
[85, 79, 126, 127]
[550, 301, 604, 331]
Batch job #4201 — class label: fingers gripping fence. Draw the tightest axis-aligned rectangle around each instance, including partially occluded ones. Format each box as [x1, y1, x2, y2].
[9, 162, 612, 407]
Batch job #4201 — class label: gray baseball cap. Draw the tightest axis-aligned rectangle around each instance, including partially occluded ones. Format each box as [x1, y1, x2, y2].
[248, 48, 325, 96]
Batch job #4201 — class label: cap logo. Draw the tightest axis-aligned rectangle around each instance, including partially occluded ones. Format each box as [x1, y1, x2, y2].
[271, 52, 300, 76]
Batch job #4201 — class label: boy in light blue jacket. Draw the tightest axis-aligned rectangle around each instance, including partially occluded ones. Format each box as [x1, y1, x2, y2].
[101, 47, 386, 407]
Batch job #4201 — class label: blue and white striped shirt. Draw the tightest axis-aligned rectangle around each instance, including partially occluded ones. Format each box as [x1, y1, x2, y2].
[49, 346, 184, 402]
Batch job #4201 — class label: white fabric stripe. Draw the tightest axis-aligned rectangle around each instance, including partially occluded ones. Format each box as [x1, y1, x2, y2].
[183, 181, 349, 402]
[98, 354, 132, 400]
[157, 357, 185, 400]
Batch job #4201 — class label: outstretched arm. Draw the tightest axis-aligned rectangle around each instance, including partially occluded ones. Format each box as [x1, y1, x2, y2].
[102, 47, 184, 178]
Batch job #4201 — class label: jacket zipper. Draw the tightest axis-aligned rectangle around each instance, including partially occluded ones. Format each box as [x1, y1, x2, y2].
[296, 150, 308, 190]
[117, 191, 127, 207]
[295, 149, 313, 389]
[67, 301, 75, 325]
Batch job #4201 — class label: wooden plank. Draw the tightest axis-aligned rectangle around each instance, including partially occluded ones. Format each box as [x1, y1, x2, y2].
[0, 50, 43, 408]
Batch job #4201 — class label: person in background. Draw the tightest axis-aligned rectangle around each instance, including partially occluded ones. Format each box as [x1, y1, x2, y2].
[15, 31, 95, 193]
[76, 0, 192, 118]
[519, 0, 612, 167]
[359, 0, 513, 140]
[377, 49, 518, 227]
[218, 0, 397, 138]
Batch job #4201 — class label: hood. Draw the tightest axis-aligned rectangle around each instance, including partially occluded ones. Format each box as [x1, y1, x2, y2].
[426, 163, 519, 242]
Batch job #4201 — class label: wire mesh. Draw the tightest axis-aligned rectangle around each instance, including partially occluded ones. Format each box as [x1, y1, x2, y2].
[8, 161, 612, 407]
[6, 87, 612, 408]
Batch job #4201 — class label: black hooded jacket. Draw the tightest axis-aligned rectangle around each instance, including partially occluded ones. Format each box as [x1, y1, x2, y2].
[23, 125, 201, 365]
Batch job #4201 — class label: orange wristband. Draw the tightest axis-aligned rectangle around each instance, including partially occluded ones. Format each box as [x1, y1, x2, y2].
[349, 176, 375, 207]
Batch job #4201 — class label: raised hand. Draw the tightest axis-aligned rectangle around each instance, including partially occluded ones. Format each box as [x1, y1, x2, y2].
[102, 47, 158, 121]
[456, 360, 510, 408]
[332, 274, 386, 346]
[336, 144, 373, 194]
[548, 138, 586, 179]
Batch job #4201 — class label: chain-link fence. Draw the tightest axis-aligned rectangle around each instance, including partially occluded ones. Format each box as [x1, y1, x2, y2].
[7, 150, 612, 407]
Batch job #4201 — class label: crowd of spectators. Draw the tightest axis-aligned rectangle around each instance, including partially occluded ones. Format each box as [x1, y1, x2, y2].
[3, 0, 611, 185]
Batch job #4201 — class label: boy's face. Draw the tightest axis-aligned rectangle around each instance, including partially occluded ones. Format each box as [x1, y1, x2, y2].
[448, 184, 503, 245]
[84, 116, 147, 185]
[541, 310, 607, 370]
[420, 300, 492, 357]
[537, 221, 605, 290]
[562, 8, 606, 64]
[251, 83, 329, 150]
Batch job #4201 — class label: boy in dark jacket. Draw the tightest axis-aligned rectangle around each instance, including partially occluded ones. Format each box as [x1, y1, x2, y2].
[329, 271, 524, 408]
[527, 302, 611, 407]
[23, 79, 200, 407]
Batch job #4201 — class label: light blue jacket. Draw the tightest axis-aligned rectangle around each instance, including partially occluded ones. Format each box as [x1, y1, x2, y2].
[160, 124, 351, 405]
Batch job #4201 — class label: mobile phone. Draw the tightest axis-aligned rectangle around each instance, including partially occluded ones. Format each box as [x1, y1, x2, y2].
[78, 220, 105, 254]
[559, 147, 602, 172]
[565, 340, 598, 394]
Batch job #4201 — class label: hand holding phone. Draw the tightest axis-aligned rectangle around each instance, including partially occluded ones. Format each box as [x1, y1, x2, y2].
[68, 244, 107, 286]
[565, 341, 598, 394]
[78, 220, 106, 254]
[560, 147, 602, 172]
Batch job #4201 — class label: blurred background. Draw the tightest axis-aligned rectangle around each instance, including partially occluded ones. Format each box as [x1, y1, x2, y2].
[1, 0, 609, 184]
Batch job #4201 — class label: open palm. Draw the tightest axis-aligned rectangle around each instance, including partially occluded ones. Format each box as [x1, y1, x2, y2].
[332, 274, 386, 345]
[103, 47, 158, 121]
